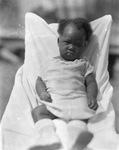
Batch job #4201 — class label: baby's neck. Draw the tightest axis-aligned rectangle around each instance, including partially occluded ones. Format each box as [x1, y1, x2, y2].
[59, 56, 83, 62]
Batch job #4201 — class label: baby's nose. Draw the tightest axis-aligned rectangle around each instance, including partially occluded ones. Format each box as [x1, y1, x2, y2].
[69, 44, 74, 50]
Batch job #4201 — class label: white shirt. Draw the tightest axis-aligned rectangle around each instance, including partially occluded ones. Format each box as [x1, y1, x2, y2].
[39, 56, 96, 120]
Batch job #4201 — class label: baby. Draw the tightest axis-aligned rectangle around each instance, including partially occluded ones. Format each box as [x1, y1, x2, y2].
[32, 18, 98, 150]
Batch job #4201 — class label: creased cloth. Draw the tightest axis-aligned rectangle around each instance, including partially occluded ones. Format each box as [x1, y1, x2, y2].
[39, 56, 96, 120]
[1, 13, 119, 150]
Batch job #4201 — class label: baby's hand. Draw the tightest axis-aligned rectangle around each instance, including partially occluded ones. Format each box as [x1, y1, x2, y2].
[88, 98, 98, 110]
[40, 91, 52, 102]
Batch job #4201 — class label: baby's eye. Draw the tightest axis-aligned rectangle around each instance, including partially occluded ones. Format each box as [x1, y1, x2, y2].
[64, 41, 70, 44]
[75, 41, 83, 47]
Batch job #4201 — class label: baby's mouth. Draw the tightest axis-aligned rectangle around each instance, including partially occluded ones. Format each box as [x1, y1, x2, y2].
[66, 50, 74, 55]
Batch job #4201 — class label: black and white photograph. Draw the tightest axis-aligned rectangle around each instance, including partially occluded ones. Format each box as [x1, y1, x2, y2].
[0, 0, 119, 150]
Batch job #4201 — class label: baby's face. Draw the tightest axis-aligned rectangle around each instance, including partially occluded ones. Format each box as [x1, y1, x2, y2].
[58, 24, 87, 61]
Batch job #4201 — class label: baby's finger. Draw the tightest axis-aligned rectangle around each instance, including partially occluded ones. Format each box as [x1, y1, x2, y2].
[91, 103, 98, 110]
[87, 100, 91, 106]
[88, 100, 95, 108]
[46, 95, 52, 102]
[47, 98, 52, 102]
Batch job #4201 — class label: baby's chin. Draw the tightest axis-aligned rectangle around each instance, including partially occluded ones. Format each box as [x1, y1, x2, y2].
[62, 55, 78, 61]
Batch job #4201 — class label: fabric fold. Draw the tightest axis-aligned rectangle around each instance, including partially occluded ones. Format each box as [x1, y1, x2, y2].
[1, 13, 119, 150]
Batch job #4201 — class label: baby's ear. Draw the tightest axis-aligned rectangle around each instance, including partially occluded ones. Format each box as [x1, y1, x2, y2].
[57, 37, 59, 43]
[86, 41, 88, 46]
[85, 41, 89, 47]
[57, 38, 60, 47]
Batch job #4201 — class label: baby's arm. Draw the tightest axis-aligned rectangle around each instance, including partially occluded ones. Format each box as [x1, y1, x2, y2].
[115, 112, 119, 134]
[85, 73, 98, 110]
[36, 76, 52, 102]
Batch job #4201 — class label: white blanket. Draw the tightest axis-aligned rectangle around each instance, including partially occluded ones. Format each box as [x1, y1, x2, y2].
[1, 13, 119, 150]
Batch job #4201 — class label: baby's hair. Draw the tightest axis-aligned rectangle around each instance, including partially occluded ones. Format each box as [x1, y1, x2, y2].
[58, 18, 93, 41]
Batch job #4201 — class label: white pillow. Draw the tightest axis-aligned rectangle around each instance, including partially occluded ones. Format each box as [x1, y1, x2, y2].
[24, 13, 112, 108]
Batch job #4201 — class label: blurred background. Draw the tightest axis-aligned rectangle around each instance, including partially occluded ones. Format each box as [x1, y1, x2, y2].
[0, 0, 119, 120]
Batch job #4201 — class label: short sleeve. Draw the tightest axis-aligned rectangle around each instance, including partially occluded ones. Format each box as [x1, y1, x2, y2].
[84, 61, 95, 77]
